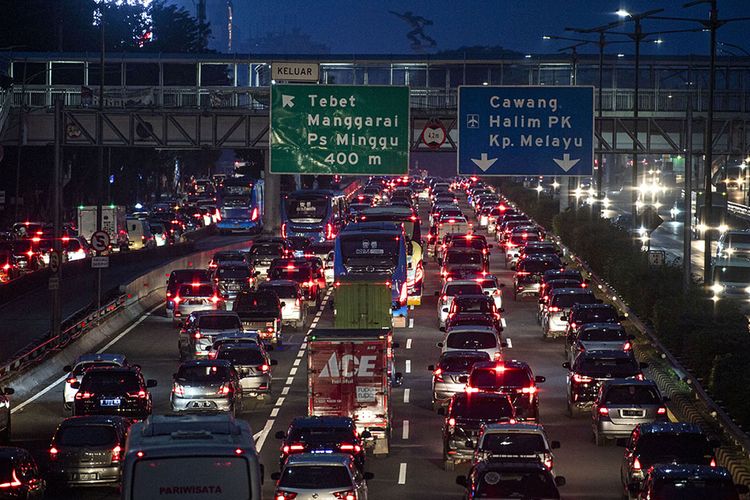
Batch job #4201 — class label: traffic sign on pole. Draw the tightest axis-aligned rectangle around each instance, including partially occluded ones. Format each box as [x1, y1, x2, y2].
[90, 230, 110, 253]
[270, 84, 410, 175]
[91, 256, 110, 269]
[458, 86, 594, 176]
[49, 251, 60, 273]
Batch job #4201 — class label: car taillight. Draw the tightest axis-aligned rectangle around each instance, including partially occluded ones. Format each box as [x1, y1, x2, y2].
[710, 457, 717, 467]
[569, 322, 576, 329]
[172, 383, 185, 397]
[250, 207, 259, 221]
[259, 364, 270, 372]
[173, 295, 181, 305]
[66, 377, 77, 384]
[333, 491, 356, 500]
[326, 223, 334, 240]
[543, 453, 553, 470]
[282, 444, 305, 454]
[521, 386, 537, 395]
[632, 457, 642, 471]
[275, 492, 298, 500]
[127, 390, 147, 399]
[194, 331, 201, 339]
[572, 374, 593, 383]
[75, 391, 93, 400]
[218, 384, 232, 395]
[657, 406, 667, 415]
[623, 341, 632, 351]
[433, 368, 444, 382]
[448, 417, 456, 430]
[211, 294, 221, 304]
[548, 306, 560, 312]
[49, 447, 58, 460]
[281, 223, 287, 239]
[516, 271, 529, 276]
[339, 444, 361, 453]
[111, 445, 122, 463]
[598, 407, 609, 416]
[0, 469, 21, 488]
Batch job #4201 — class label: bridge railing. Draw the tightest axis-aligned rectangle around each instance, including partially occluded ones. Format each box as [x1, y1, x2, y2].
[7, 85, 750, 114]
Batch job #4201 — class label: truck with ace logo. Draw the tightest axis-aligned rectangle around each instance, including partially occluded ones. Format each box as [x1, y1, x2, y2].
[307, 329, 398, 455]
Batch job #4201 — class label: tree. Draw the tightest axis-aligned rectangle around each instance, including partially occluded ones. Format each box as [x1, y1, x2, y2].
[144, 1, 211, 53]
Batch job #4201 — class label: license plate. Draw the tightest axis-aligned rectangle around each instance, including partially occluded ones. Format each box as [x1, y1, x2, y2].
[100, 398, 121, 407]
[188, 299, 205, 305]
[622, 409, 646, 417]
[311, 449, 333, 454]
[72, 472, 97, 481]
[189, 401, 217, 409]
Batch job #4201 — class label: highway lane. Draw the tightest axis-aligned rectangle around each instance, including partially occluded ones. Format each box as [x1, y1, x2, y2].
[9, 199, 633, 499]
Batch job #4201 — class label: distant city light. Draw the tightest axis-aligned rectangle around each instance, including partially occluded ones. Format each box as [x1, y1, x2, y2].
[616, 9, 631, 17]
[617, 53, 625, 58]
[653, 38, 664, 44]
[524, 54, 532, 58]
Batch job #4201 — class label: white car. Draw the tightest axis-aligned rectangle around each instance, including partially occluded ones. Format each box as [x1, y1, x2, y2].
[324, 251, 335, 286]
[62, 353, 128, 411]
[475, 275, 504, 310]
[437, 326, 504, 361]
[436, 280, 484, 328]
[473, 422, 560, 474]
[257, 280, 306, 330]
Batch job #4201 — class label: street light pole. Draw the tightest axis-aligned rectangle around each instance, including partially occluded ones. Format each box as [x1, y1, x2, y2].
[632, 18, 643, 234]
[597, 32, 605, 202]
[96, 8, 105, 310]
[702, 0, 718, 284]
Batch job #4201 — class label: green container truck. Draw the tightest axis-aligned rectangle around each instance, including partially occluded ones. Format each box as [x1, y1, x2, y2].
[333, 277, 393, 329]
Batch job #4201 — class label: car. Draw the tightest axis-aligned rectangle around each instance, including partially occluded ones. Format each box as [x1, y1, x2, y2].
[72, 366, 156, 420]
[0, 388, 12, 444]
[444, 312, 505, 336]
[463, 361, 545, 421]
[592, 379, 669, 446]
[257, 280, 306, 330]
[271, 453, 372, 500]
[538, 268, 584, 300]
[635, 464, 746, 500]
[442, 233, 492, 268]
[0, 446, 45, 497]
[171, 282, 224, 326]
[447, 294, 502, 329]
[275, 416, 369, 470]
[474, 274, 504, 310]
[63, 354, 128, 411]
[438, 325, 505, 361]
[170, 359, 242, 415]
[268, 260, 324, 306]
[456, 458, 565, 500]
[213, 341, 276, 399]
[247, 237, 292, 278]
[621, 422, 718, 497]
[517, 241, 559, 263]
[497, 219, 532, 244]
[504, 228, 543, 269]
[513, 256, 564, 300]
[715, 230, 750, 260]
[567, 323, 634, 364]
[165, 269, 213, 317]
[232, 290, 283, 345]
[563, 303, 623, 340]
[178, 310, 243, 361]
[542, 288, 597, 338]
[537, 278, 588, 324]
[440, 392, 516, 470]
[563, 350, 647, 416]
[472, 422, 560, 473]
[214, 264, 255, 305]
[435, 280, 484, 328]
[428, 351, 491, 410]
[47, 415, 131, 488]
[441, 248, 486, 283]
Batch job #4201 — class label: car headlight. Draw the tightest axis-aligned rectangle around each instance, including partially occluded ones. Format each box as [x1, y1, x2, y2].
[711, 284, 725, 294]
[718, 224, 729, 233]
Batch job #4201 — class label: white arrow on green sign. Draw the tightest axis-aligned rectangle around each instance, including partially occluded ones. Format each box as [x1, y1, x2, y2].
[270, 84, 410, 175]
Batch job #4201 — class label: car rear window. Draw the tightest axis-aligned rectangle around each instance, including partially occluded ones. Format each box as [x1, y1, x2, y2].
[440, 353, 490, 372]
[577, 356, 640, 378]
[637, 435, 712, 463]
[82, 372, 140, 392]
[177, 365, 231, 382]
[450, 239, 487, 250]
[573, 308, 619, 323]
[510, 233, 541, 245]
[445, 284, 483, 296]
[279, 465, 352, 489]
[251, 244, 283, 256]
[217, 267, 250, 279]
[73, 361, 120, 376]
[446, 331, 496, 349]
[446, 252, 484, 265]
[654, 478, 736, 499]
[518, 260, 560, 274]
[604, 385, 661, 405]
[551, 293, 595, 308]
[217, 347, 265, 366]
[469, 367, 531, 388]
[270, 267, 312, 281]
[452, 396, 514, 420]
[288, 427, 353, 443]
[579, 327, 626, 341]
[178, 284, 214, 297]
[197, 315, 241, 330]
[481, 432, 546, 454]
[455, 298, 493, 313]
[260, 285, 297, 298]
[57, 425, 117, 446]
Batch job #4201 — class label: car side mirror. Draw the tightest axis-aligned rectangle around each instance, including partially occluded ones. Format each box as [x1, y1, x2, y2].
[270, 360, 278, 366]
[501, 341, 508, 348]
[499, 283, 505, 288]
[551, 440, 561, 449]
[254, 271, 261, 276]
[270, 472, 281, 481]
[2, 388, 13, 396]
[437, 407, 446, 416]
[555, 476, 567, 487]
[427, 365, 435, 371]
[535, 376, 546, 384]
[484, 291, 490, 295]
[499, 308, 505, 313]
[361, 430, 372, 439]
[70, 381, 81, 389]
[639, 362, 649, 369]
[146, 379, 158, 388]
[458, 375, 468, 384]
[364, 472, 375, 481]
[456, 475, 467, 487]
[437, 342, 444, 348]
[204, 345, 213, 351]
[562, 362, 571, 370]
[275, 431, 286, 439]
[63, 365, 72, 373]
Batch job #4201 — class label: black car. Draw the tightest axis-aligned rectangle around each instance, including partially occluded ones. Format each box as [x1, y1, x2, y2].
[463, 361, 545, 421]
[563, 350, 646, 416]
[247, 237, 293, 273]
[0, 447, 45, 498]
[214, 264, 254, 301]
[165, 269, 213, 313]
[456, 459, 565, 500]
[564, 303, 624, 339]
[538, 269, 584, 299]
[440, 392, 516, 470]
[72, 366, 156, 420]
[637, 464, 745, 500]
[621, 422, 719, 496]
[513, 256, 564, 300]
[275, 416, 369, 470]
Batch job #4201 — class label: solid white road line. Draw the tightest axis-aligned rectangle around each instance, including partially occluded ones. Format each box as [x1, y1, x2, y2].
[404, 388, 410, 404]
[406, 338, 412, 349]
[398, 463, 407, 484]
[405, 360, 411, 373]
[255, 419, 275, 452]
[506, 337, 513, 348]
[402, 420, 409, 440]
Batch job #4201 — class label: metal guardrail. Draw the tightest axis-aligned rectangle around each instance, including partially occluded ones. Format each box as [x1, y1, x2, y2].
[0, 293, 127, 383]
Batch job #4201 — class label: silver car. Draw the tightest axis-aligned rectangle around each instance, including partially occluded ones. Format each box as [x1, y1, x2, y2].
[568, 323, 634, 364]
[214, 342, 276, 399]
[170, 359, 242, 414]
[272, 453, 372, 500]
[428, 350, 490, 410]
[172, 282, 224, 326]
[47, 415, 130, 487]
[592, 379, 669, 445]
[473, 422, 560, 474]
[258, 280, 306, 330]
[179, 310, 243, 361]
[438, 325, 504, 361]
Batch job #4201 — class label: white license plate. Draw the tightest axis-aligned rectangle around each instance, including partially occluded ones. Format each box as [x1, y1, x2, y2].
[189, 401, 217, 409]
[74, 473, 97, 481]
[100, 398, 121, 407]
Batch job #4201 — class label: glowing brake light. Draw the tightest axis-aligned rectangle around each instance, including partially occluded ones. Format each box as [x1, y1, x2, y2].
[339, 444, 361, 453]
[548, 306, 560, 312]
[433, 368, 444, 382]
[0, 469, 21, 488]
[281, 223, 287, 239]
[710, 457, 717, 467]
[127, 390, 147, 399]
[521, 386, 537, 394]
[251, 207, 259, 221]
[598, 406, 609, 415]
[657, 407, 667, 415]
[572, 373, 593, 383]
[49, 447, 59, 459]
[111, 445, 122, 462]
[623, 341, 632, 351]
[260, 364, 270, 372]
[632, 457, 642, 471]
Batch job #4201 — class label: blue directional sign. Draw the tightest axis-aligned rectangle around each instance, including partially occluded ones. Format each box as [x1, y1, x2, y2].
[458, 86, 594, 176]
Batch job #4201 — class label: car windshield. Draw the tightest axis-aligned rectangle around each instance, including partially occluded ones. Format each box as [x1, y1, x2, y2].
[604, 385, 661, 405]
[197, 315, 240, 330]
[445, 284, 483, 296]
[654, 479, 737, 499]
[171, 270, 211, 284]
[278, 465, 351, 489]
[577, 356, 639, 378]
[57, 425, 117, 446]
[178, 285, 213, 297]
[469, 368, 531, 388]
[217, 347, 265, 366]
[476, 471, 559, 498]
[637, 435, 712, 463]
[481, 433, 546, 454]
[452, 396, 514, 420]
[250, 244, 283, 256]
[177, 365, 231, 382]
[579, 327, 626, 341]
[288, 427, 353, 443]
[284, 197, 329, 223]
[440, 353, 490, 372]
[82, 372, 140, 392]
[551, 293, 595, 308]
[713, 265, 750, 283]
[446, 252, 483, 265]
[217, 267, 250, 279]
[455, 298, 493, 313]
[573, 308, 619, 323]
[446, 331, 496, 349]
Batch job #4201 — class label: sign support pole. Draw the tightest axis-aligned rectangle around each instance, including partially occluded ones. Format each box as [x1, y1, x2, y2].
[95, 11, 105, 311]
[51, 98, 62, 340]
[263, 151, 281, 234]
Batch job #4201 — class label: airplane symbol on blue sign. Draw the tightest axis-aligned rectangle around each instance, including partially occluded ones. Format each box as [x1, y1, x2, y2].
[466, 114, 479, 128]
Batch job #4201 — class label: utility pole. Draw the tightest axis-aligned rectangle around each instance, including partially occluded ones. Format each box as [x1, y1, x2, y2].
[597, 32, 605, 202]
[96, 10, 105, 310]
[51, 97, 62, 340]
[702, 0, 718, 284]
[684, 96, 693, 294]
[631, 17, 643, 235]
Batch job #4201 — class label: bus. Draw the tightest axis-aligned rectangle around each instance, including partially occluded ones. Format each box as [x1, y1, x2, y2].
[334, 221, 408, 319]
[280, 189, 347, 243]
[360, 206, 424, 305]
[216, 177, 264, 234]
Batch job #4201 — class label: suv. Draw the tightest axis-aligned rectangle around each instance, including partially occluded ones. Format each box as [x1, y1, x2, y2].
[592, 380, 668, 446]
[441, 248, 486, 283]
[436, 281, 484, 328]
[464, 361, 545, 421]
[268, 262, 322, 308]
[472, 422, 560, 472]
[542, 288, 597, 338]
[637, 464, 745, 500]
[567, 323, 633, 363]
[72, 366, 156, 419]
[170, 359, 242, 414]
[456, 459, 565, 500]
[428, 351, 490, 410]
[171, 282, 223, 326]
[208, 250, 249, 270]
[233, 290, 283, 345]
[165, 269, 212, 317]
[538, 269, 584, 300]
[438, 325, 504, 361]
[440, 392, 516, 470]
[538, 279, 588, 324]
[504, 228, 543, 269]
[271, 453, 371, 500]
[563, 303, 623, 339]
[514, 256, 564, 300]
[63, 354, 128, 411]
[214, 341, 276, 399]
[258, 280, 306, 330]
[179, 310, 242, 361]
[48, 415, 131, 488]
[563, 350, 646, 416]
[275, 416, 368, 470]
[247, 237, 292, 277]
[621, 422, 718, 497]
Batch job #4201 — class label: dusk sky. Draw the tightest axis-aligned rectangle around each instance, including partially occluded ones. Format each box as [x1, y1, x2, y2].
[177, 0, 750, 56]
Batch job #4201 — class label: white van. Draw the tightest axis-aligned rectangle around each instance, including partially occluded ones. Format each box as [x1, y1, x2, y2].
[126, 217, 156, 251]
[121, 414, 263, 500]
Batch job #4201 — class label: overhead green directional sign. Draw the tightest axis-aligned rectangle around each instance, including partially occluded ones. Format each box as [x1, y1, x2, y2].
[270, 84, 409, 175]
